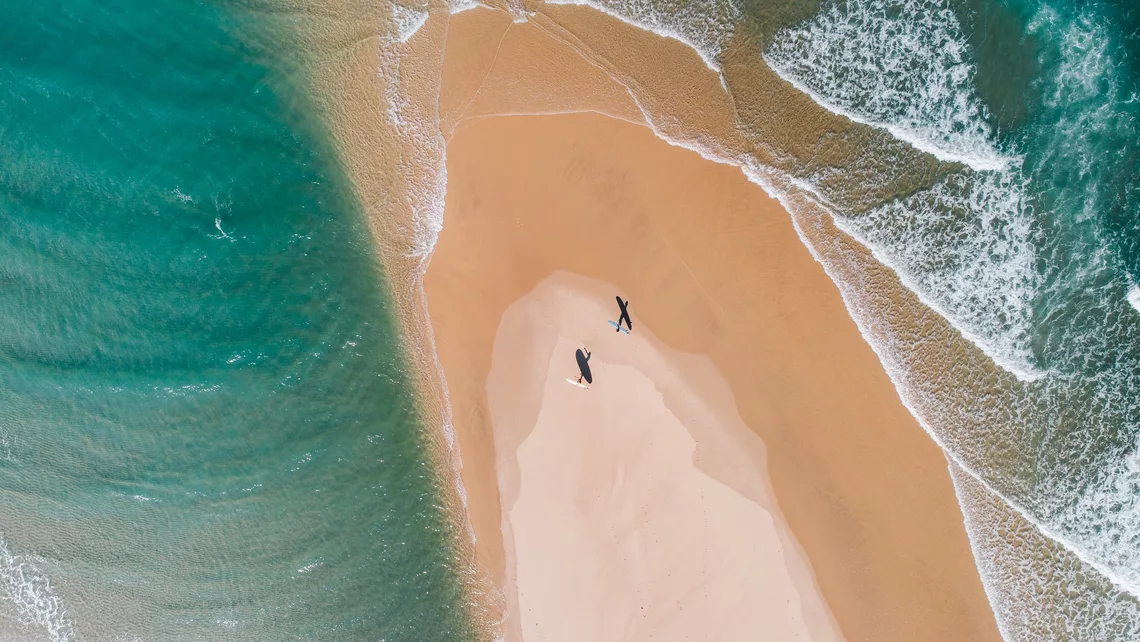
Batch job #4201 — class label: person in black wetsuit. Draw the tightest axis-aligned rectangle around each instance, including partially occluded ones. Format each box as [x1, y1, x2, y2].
[575, 348, 592, 384]
[615, 296, 632, 332]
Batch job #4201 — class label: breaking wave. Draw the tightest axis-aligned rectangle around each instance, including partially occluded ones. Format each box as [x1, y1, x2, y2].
[950, 460, 1140, 641]
[764, 0, 1012, 172]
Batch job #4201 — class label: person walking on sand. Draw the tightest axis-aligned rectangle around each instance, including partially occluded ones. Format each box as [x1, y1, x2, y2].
[575, 348, 592, 384]
[614, 296, 632, 333]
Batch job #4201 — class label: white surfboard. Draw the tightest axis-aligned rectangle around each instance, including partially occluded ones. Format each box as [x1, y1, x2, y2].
[607, 320, 630, 335]
[565, 378, 590, 389]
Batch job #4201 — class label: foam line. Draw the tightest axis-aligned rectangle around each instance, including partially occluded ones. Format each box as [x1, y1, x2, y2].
[378, 11, 507, 638]
[0, 539, 74, 642]
[762, 0, 1016, 173]
[378, 9, 448, 258]
[543, 0, 740, 75]
[762, 59, 1012, 173]
[949, 458, 1140, 640]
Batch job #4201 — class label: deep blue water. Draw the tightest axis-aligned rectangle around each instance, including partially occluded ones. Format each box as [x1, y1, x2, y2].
[0, 1, 471, 640]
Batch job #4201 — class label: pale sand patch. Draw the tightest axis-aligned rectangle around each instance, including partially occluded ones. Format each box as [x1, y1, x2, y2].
[487, 273, 841, 642]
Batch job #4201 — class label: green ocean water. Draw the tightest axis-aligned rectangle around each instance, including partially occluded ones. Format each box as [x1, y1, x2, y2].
[0, 1, 473, 640]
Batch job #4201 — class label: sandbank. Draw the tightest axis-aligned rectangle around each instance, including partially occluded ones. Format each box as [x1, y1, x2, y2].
[426, 107, 1000, 642]
[297, 2, 1004, 639]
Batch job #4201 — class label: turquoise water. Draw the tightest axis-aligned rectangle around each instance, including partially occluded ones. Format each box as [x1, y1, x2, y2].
[0, 1, 472, 640]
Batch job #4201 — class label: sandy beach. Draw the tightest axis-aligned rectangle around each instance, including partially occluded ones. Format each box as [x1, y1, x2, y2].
[422, 9, 1005, 635]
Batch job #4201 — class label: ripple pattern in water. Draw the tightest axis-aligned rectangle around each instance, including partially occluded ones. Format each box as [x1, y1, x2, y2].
[0, 1, 473, 639]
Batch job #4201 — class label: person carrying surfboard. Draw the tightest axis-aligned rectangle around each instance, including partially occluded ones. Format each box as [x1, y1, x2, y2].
[614, 296, 632, 333]
[575, 348, 592, 385]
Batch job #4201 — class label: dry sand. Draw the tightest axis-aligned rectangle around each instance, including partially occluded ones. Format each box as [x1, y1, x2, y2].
[487, 273, 841, 641]
[426, 108, 1001, 641]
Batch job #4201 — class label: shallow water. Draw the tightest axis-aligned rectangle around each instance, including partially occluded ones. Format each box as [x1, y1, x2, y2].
[0, 1, 472, 639]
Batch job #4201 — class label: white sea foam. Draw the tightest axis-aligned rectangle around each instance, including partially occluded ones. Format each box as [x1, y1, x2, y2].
[544, 0, 741, 74]
[296, 561, 324, 574]
[1129, 286, 1140, 314]
[829, 167, 1045, 381]
[390, 3, 430, 43]
[759, 0, 1053, 380]
[447, 0, 481, 14]
[981, 9, 1140, 599]
[0, 539, 74, 642]
[1035, 7, 1117, 125]
[213, 217, 234, 242]
[764, 0, 1012, 172]
[949, 459, 1140, 641]
[1055, 435, 1140, 596]
[1030, 7, 1130, 346]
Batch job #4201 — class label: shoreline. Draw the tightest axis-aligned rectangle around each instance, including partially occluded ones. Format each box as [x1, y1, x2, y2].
[284, 3, 504, 635]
